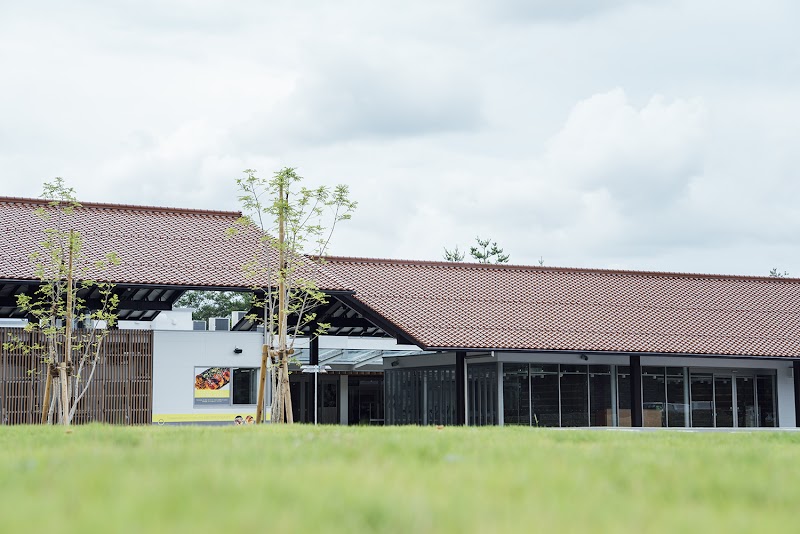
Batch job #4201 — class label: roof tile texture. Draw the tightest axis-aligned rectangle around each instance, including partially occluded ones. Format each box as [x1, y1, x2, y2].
[5, 196, 800, 358]
[0, 197, 344, 290]
[321, 258, 800, 357]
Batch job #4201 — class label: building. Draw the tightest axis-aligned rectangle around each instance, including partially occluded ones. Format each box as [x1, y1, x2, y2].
[2, 195, 800, 427]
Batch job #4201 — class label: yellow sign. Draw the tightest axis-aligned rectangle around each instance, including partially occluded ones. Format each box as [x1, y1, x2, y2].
[153, 412, 266, 424]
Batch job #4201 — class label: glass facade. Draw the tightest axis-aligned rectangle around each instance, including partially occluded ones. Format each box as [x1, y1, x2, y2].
[589, 366, 613, 426]
[468, 364, 498, 426]
[502, 364, 530, 425]
[348, 376, 384, 425]
[386, 362, 780, 427]
[531, 365, 559, 426]
[640, 367, 689, 427]
[757, 375, 777, 427]
[385, 366, 456, 425]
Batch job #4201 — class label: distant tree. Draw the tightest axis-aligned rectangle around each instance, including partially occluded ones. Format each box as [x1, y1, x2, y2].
[444, 237, 512, 265]
[538, 256, 545, 267]
[470, 236, 510, 264]
[443, 245, 465, 262]
[769, 268, 789, 278]
[444, 237, 510, 264]
[175, 291, 253, 321]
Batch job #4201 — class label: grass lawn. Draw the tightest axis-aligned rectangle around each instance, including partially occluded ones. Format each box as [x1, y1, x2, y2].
[1, 425, 798, 533]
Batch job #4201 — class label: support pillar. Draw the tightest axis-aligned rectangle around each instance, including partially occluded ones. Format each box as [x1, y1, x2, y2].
[306, 332, 319, 423]
[339, 375, 348, 425]
[794, 360, 800, 428]
[456, 351, 466, 426]
[630, 355, 643, 427]
[310, 333, 319, 366]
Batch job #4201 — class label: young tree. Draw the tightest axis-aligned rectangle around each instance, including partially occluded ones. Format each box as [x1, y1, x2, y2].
[3, 178, 120, 425]
[443, 245, 465, 262]
[769, 268, 789, 278]
[229, 168, 356, 424]
[470, 236, 509, 264]
[444, 237, 510, 264]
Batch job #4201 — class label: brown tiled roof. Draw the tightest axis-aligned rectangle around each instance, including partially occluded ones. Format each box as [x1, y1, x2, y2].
[0, 197, 344, 290]
[5, 196, 800, 358]
[320, 256, 800, 358]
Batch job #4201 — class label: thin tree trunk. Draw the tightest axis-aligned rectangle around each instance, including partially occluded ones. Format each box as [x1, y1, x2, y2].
[62, 230, 75, 426]
[276, 179, 292, 424]
[59, 363, 69, 425]
[282, 358, 293, 423]
[255, 344, 268, 423]
[271, 357, 281, 423]
[40, 368, 53, 424]
[69, 346, 103, 421]
[51, 379, 60, 424]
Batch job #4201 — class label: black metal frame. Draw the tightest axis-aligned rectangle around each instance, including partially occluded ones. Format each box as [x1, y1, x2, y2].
[0, 281, 187, 322]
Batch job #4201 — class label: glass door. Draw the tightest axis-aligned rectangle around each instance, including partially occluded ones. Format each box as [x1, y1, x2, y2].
[690, 374, 713, 427]
[736, 376, 757, 428]
[714, 375, 734, 427]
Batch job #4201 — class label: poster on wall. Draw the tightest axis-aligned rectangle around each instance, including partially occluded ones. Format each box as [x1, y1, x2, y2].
[194, 367, 231, 405]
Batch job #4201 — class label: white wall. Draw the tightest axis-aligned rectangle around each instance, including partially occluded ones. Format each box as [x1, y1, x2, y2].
[120, 308, 195, 331]
[152, 330, 263, 423]
[0, 319, 27, 327]
[294, 335, 419, 351]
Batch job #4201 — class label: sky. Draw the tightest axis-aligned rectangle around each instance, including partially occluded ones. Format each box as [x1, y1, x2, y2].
[1, 0, 799, 276]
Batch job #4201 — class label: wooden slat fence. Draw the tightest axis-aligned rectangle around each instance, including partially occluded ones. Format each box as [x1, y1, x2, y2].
[0, 328, 153, 425]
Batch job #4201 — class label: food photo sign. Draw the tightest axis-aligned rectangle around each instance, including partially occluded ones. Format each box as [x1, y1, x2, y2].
[193, 367, 231, 406]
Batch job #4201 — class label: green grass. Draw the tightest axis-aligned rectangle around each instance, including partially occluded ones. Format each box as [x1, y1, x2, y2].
[1, 426, 799, 533]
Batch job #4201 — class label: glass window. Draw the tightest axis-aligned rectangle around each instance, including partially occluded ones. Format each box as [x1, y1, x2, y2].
[714, 376, 734, 428]
[589, 366, 612, 427]
[642, 367, 666, 427]
[321, 381, 337, 408]
[232, 367, 259, 405]
[428, 367, 456, 426]
[348, 377, 384, 425]
[426, 369, 437, 425]
[690, 374, 714, 427]
[531, 371, 559, 427]
[666, 370, 687, 427]
[617, 366, 631, 427]
[385, 369, 419, 424]
[503, 364, 530, 426]
[468, 364, 498, 426]
[736, 376, 757, 428]
[560, 365, 588, 427]
[756, 375, 776, 427]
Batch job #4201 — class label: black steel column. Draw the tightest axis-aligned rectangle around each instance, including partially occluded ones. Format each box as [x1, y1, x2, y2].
[310, 333, 319, 366]
[794, 360, 800, 427]
[630, 355, 643, 427]
[456, 351, 466, 426]
[306, 331, 319, 424]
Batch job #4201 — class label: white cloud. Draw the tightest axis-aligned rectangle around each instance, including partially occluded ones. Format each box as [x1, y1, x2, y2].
[1, 0, 800, 277]
[544, 89, 707, 198]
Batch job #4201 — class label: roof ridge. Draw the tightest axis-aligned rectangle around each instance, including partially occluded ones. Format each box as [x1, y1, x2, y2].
[0, 196, 242, 218]
[322, 255, 800, 283]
